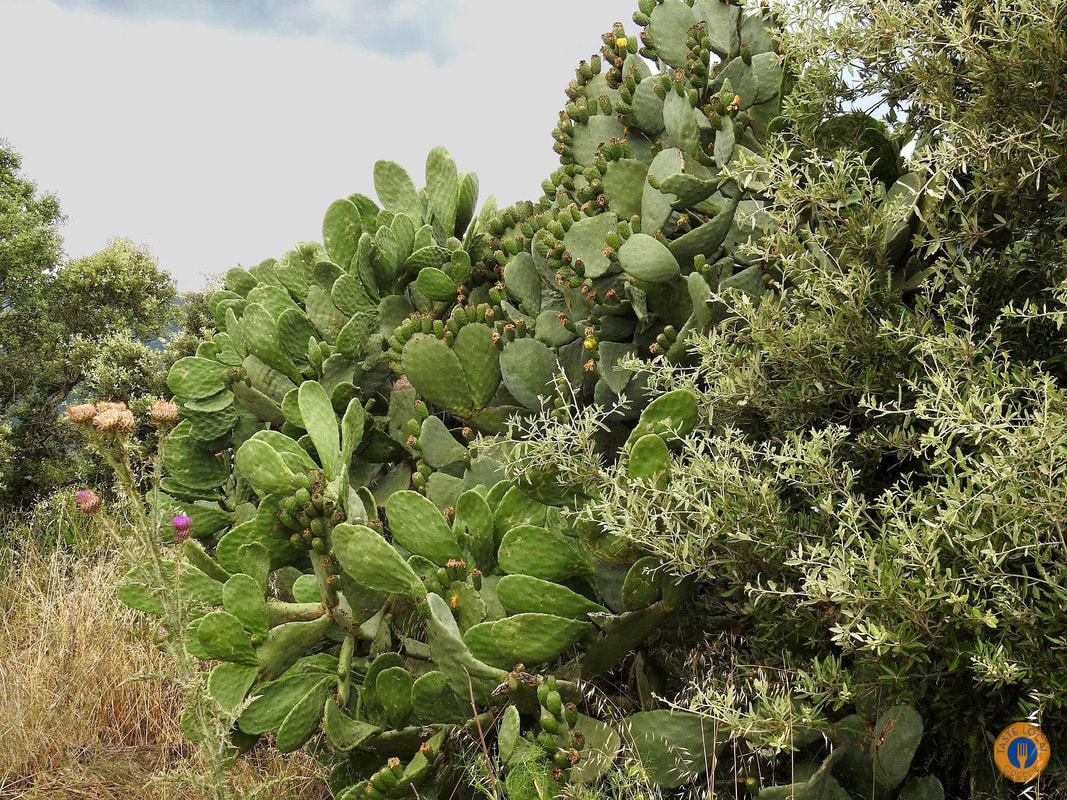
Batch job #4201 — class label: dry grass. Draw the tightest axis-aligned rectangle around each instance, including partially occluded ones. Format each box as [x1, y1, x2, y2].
[0, 540, 331, 800]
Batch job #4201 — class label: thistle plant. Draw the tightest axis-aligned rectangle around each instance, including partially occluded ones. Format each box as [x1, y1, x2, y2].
[67, 401, 239, 800]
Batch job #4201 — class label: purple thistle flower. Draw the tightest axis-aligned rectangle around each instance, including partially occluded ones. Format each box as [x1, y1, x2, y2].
[171, 514, 193, 541]
[76, 489, 101, 515]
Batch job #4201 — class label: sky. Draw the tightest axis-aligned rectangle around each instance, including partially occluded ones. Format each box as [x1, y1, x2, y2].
[0, 0, 637, 291]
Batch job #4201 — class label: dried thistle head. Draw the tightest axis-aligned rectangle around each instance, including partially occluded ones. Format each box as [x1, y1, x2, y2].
[94, 401, 128, 413]
[93, 408, 136, 435]
[65, 403, 97, 424]
[149, 400, 180, 426]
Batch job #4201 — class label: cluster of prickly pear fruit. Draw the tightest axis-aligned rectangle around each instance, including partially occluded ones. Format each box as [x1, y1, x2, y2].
[478, 0, 790, 413]
[495, 675, 620, 796]
[480, 0, 919, 425]
[116, 0, 937, 796]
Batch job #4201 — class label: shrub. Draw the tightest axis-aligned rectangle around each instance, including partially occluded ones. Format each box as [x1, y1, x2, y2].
[510, 0, 1067, 794]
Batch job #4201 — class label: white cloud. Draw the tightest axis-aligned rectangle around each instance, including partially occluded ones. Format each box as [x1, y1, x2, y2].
[0, 0, 636, 291]
[42, 0, 456, 59]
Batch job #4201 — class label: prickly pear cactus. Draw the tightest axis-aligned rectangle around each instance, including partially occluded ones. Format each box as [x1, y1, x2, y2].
[125, 141, 711, 795]
[479, 0, 789, 428]
[483, 0, 917, 426]
[119, 0, 933, 796]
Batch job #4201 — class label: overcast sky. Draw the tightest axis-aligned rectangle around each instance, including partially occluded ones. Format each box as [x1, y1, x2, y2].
[0, 0, 636, 291]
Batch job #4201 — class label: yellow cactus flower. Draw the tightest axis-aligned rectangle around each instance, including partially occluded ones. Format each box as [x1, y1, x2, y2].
[616, 37, 628, 49]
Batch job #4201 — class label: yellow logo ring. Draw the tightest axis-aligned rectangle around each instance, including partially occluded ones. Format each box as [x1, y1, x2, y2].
[994, 722, 1051, 783]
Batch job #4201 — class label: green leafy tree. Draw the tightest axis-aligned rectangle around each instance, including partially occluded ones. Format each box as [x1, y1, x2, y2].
[53, 238, 176, 344]
[785, 0, 1067, 363]
[0, 142, 64, 387]
[0, 141, 179, 505]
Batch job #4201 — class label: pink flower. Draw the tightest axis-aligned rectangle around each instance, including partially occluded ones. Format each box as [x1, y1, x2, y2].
[171, 515, 192, 541]
[76, 489, 101, 515]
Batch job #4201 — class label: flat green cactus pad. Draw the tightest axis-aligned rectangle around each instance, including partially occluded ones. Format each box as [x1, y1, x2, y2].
[453, 323, 502, 409]
[275, 677, 331, 752]
[499, 339, 560, 410]
[498, 524, 593, 582]
[234, 438, 304, 497]
[622, 710, 724, 788]
[373, 161, 421, 220]
[603, 159, 647, 220]
[297, 380, 342, 479]
[899, 776, 945, 800]
[648, 0, 697, 66]
[207, 663, 258, 713]
[570, 714, 622, 783]
[463, 613, 593, 668]
[496, 574, 607, 620]
[375, 666, 414, 729]
[324, 700, 381, 752]
[424, 593, 504, 703]
[410, 671, 469, 724]
[426, 147, 459, 239]
[402, 334, 473, 416]
[563, 213, 619, 280]
[197, 610, 258, 666]
[222, 573, 269, 639]
[332, 523, 420, 596]
[385, 490, 461, 565]
[643, 148, 685, 233]
[619, 233, 681, 283]
[169, 356, 228, 399]
[625, 388, 700, 449]
[163, 423, 230, 490]
[322, 198, 363, 269]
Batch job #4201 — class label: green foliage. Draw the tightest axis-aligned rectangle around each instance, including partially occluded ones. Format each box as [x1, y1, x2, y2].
[0, 144, 183, 505]
[780, 0, 1067, 365]
[54, 238, 177, 341]
[118, 22, 804, 784]
[46, 291, 213, 507]
[504, 2, 1067, 797]
[0, 486, 109, 558]
[91, 0, 1067, 797]
[0, 141, 63, 316]
[510, 188, 1064, 792]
